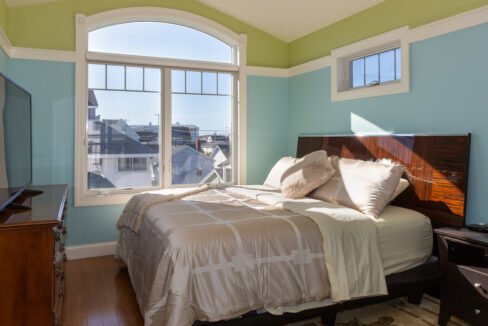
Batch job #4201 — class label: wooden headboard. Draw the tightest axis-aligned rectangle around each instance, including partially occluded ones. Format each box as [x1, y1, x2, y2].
[297, 134, 471, 228]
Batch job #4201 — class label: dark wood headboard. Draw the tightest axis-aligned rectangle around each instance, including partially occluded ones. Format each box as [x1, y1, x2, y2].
[297, 134, 471, 228]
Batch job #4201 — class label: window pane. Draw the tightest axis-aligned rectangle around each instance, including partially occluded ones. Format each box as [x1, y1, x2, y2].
[365, 54, 379, 85]
[186, 71, 202, 94]
[87, 65, 161, 190]
[379, 50, 395, 83]
[126, 66, 143, 91]
[202, 72, 217, 94]
[107, 65, 125, 90]
[144, 68, 160, 92]
[118, 158, 131, 172]
[395, 48, 402, 80]
[171, 69, 233, 185]
[218, 73, 232, 95]
[88, 64, 106, 89]
[89, 22, 233, 63]
[351, 58, 365, 88]
[132, 158, 147, 171]
[171, 70, 185, 93]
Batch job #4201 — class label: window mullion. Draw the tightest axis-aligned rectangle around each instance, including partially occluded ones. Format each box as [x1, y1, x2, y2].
[162, 68, 173, 188]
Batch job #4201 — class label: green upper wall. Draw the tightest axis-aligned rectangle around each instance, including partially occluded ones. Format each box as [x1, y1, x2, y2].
[0, 0, 7, 33]
[3, 0, 488, 67]
[5, 0, 288, 68]
[288, 0, 488, 67]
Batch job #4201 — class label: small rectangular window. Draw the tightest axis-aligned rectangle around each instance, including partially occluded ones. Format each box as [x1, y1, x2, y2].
[350, 48, 401, 89]
[117, 158, 148, 172]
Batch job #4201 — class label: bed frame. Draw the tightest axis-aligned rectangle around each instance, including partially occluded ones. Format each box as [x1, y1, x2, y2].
[197, 134, 471, 326]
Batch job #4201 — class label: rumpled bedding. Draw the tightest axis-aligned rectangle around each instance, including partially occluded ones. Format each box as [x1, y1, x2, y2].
[116, 186, 387, 326]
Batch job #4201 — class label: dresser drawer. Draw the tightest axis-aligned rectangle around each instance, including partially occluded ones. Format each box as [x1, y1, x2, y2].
[448, 263, 488, 299]
[448, 288, 488, 325]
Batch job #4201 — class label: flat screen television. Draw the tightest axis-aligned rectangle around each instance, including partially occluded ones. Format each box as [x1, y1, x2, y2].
[0, 73, 32, 212]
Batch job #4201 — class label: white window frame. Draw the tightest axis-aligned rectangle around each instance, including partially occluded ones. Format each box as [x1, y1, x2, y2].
[331, 26, 410, 102]
[75, 7, 248, 207]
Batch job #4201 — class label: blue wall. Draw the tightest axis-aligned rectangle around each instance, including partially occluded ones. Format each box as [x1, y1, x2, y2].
[4, 58, 289, 245]
[247, 76, 289, 184]
[7, 59, 126, 245]
[4, 22, 488, 245]
[288, 23, 488, 224]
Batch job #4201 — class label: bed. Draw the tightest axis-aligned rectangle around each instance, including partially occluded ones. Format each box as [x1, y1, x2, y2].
[116, 134, 471, 326]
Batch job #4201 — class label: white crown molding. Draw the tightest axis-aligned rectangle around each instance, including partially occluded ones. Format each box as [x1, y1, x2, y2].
[288, 56, 332, 77]
[406, 5, 488, 44]
[10, 47, 76, 62]
[0, 27, 12, 57]
[247, 66, 288, 77]
[66, 241, 117, 260]
[0, 4, 488, 75]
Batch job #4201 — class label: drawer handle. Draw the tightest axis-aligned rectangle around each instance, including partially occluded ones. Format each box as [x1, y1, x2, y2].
[474, 283, 488, 294]
[475, 309, 481, 315]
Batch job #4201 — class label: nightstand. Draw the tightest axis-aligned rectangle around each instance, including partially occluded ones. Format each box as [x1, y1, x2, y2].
[435, 228, 488, 326]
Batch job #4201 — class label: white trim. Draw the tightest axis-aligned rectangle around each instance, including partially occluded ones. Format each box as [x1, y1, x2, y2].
[0, 4, 488, 72]
[87, 51, 237, 72]
[247, 66, 288, 78]
[330, 27, 410, 102]
[238, 34, 248, 184]
[66, 241, 117, 260]
[0, 27, 12, 57]
[85, 7, 240, 50]
[288, 56, 332, 77]
[74, 8, 246, 206]
[10, 47, 76, 62]
[406, 5, 488, 44]
[1, 5, 488, 75]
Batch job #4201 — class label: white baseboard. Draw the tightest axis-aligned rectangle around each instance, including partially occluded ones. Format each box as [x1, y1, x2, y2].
[66, 241, 117, 260]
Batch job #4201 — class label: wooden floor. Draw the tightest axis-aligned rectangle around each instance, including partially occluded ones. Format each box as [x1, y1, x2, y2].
[61, 256, 144, 326]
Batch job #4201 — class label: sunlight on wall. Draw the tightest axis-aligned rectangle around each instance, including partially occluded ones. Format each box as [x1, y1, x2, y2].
[350, 112, 392, 135]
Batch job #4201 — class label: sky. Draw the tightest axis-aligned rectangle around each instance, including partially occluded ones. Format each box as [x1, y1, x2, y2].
[88, 22, 234, 136]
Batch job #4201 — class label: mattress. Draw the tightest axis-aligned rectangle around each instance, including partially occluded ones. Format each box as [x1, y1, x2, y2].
[226, 185, 433, 276]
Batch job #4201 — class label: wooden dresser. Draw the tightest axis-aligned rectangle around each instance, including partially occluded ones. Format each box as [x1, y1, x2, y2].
[435, 227, 488, 326]
[0, 185, 68, 326]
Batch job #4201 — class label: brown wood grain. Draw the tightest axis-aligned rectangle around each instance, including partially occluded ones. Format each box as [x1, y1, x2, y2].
[297, 135, 471, 228]
[61, 256, 144, 326]
[0, 185, 68, 326]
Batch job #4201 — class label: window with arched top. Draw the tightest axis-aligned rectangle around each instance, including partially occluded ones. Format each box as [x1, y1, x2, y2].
[74, 8, 247, 206]
[88, 22, 234, 64]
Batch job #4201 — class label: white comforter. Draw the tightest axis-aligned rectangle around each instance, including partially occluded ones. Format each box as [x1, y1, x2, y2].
[227, 186, 388, 305]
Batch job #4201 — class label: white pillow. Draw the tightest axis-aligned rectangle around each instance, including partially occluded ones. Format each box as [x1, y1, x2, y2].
[310, 157, 405, 217]
[390, 178, 409, 201]
[281, 151, 335, 199]
[263, 156, 296, 189]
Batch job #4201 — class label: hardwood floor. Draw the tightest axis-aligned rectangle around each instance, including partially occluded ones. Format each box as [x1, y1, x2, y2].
[61, 256, 143, 326]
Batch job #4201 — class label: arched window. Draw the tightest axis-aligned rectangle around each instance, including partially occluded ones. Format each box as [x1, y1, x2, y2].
[89, 22, 233, 63]
[74, 8, 247, 206]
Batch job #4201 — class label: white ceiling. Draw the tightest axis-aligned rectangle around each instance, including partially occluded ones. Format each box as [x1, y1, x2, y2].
[197, 0, 385, 42]
[5, 0, 385, 42]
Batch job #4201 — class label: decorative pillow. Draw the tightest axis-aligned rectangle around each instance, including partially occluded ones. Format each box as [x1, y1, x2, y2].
[280, 150, 331, 183]
[263, 156, 296, 189]
[310, 157, 405, 217]
[390, 178, 409, 201]
[281, 151, 335, 199]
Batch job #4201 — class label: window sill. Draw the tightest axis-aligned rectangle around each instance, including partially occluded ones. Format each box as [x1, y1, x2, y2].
[331, 80, 409, 102]
[74, 192, 136, 207]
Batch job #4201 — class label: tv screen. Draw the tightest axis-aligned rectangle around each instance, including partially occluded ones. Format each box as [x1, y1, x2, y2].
[0, 73, 32, 211]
